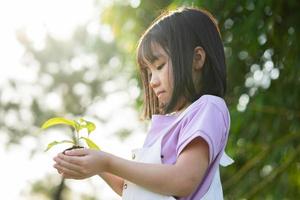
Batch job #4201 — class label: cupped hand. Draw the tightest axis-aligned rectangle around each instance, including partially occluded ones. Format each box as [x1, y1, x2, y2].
[53, 148, 109, 179]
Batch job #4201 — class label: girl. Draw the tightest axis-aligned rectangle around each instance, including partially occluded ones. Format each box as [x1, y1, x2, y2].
[53, 7, 233, 199]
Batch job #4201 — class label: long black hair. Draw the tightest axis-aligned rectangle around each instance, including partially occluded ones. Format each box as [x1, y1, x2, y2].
[137, 7, 226, 119]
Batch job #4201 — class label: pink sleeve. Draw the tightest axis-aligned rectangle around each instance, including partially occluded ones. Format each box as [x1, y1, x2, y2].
[176, 102, 228, 164]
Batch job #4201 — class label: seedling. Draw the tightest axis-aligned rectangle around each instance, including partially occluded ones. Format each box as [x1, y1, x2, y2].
[41, 117, 100, 152]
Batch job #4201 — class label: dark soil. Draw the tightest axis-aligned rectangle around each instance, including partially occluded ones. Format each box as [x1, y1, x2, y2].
[62, 145, 83, 154]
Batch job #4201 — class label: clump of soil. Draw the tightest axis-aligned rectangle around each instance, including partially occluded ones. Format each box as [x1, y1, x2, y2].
[63, 145, 83, 155]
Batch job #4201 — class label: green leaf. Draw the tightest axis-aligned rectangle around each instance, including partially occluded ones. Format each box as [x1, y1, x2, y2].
[78, 118, 96, 134]
[80, 137, 100, 150]
[85, 121, 96, 134]
[45, 140, 74, 152]
[41, 117, 76, 130]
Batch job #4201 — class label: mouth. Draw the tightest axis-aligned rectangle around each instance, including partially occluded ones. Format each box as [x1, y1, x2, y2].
[156, 91, 165, 98]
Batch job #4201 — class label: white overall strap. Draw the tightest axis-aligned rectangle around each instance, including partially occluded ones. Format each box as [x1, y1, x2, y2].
[122, 128, 177, 200]
[200, 166, 223, 200]
[122, 147, 177, 200]
[220, 152, 234, 167]
[200, 151, 234, 200]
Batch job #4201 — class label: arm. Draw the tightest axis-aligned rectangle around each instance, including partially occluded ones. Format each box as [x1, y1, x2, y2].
[54, 137, 208, 197]
[107, 138, 209, 197]
[98, 172, 124, 196]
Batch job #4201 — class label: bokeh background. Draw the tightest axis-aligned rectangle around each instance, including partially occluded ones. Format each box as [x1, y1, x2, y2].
[0, 0, 299, 199]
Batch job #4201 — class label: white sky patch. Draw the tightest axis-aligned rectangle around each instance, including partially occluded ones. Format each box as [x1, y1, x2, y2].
[0, 134, 53, 199]
[0, 0, 96, 85]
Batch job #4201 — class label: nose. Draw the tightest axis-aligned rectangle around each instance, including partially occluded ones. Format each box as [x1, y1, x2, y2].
[149, 73, 159, 89]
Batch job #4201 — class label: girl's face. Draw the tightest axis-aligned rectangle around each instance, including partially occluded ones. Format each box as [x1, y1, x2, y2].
[144, 44, 174, 109]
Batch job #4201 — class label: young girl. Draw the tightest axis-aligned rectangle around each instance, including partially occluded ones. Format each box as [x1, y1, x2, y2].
[53, 7, 233, 199]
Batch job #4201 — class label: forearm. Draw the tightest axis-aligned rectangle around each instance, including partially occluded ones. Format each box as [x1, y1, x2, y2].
[99, 172, 124, 196]
[105, 154, 193, 197]
[55, 139, 207, 197]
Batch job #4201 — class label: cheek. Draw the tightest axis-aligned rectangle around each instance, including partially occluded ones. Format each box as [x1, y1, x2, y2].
[167, 64, 174, 90]
[168, 74, 174, 90]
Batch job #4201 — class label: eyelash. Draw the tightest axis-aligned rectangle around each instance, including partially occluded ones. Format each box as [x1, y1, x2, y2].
[146, 63, 165, 78]
[157, 63, 165, 70]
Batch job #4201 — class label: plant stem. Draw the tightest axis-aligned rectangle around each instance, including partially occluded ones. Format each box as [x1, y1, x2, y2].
[53, 177, 65, 200]
[74, 130, 79, 146]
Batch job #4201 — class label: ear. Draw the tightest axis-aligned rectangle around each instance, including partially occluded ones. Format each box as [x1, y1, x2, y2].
[193, 46, 206, 71]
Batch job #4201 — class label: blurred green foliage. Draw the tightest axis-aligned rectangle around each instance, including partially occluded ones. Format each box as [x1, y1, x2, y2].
[0, 0, 299, 199]
[101, 0, 300, 199]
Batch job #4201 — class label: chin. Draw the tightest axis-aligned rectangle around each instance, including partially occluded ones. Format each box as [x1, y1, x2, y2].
[158, 99, 171, 113]
[158, 101, 166, 111]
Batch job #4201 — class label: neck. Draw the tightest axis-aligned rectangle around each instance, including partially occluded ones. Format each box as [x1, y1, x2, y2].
[177, 103, 190, 114]
[167, 101, 190, 116]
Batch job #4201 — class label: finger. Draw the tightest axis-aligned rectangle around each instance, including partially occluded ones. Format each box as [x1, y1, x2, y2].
[55, 163, 82, 178]
[53, 164, 62, 174]
[62, 170, 84, 179]
[62, 172, 83, 180]
[54, 156, 82, 172]
[65, 148, 89, 156]
[57, 153, 83, 165]
[53, 163, 65, 174]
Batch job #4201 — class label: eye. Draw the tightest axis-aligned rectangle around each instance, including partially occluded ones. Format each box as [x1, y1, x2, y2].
[157, 63, 165, 70]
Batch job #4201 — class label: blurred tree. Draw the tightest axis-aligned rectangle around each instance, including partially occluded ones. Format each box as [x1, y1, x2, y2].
[100, 0, 300, 199]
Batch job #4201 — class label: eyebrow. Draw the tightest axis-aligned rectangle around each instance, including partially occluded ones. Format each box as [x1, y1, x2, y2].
[141, 56, 164, 70]
[151, 53, 165, 63]
[152, 53, 164, 58]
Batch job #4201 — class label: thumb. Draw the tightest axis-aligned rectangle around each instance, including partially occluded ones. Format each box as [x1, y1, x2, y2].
[65, 148, 89, 156]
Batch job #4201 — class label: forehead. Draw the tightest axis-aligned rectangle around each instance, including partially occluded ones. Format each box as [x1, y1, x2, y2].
[140, 41, 169, 68]
[149, 43, 168, 59]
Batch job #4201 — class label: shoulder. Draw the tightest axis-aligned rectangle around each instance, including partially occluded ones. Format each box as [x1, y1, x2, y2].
[195, 94, 228, 112]
[184, 95, 230, 125]
[176, 95, 230, 163]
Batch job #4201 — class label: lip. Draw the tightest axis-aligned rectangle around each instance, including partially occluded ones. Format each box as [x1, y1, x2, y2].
[156, 91, 165, 98]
